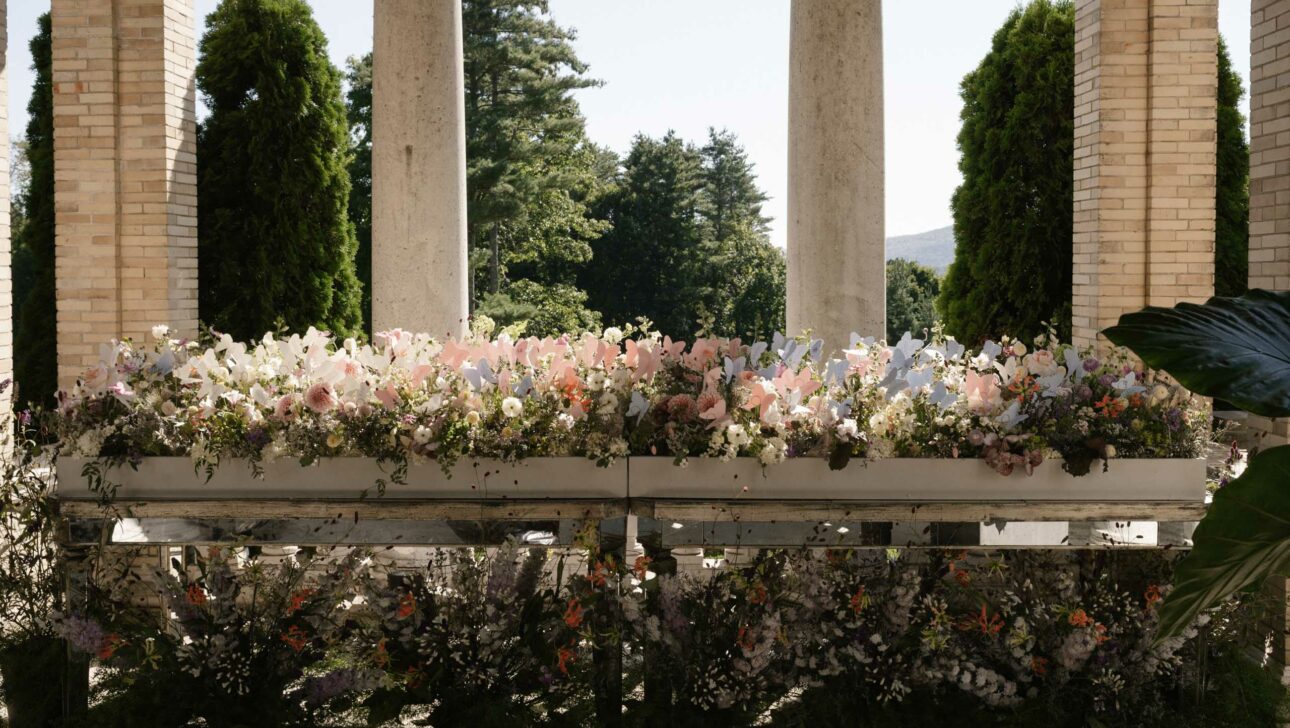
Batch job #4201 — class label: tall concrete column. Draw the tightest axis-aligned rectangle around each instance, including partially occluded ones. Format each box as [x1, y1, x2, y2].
[372, 0, 469, 340]
[1071, 0, 1217, 349]
[1248, 0, 1290, 445]
[787, 0, 885, 352]
[51, 0, 199, 389]
[0, 0, 11, 428]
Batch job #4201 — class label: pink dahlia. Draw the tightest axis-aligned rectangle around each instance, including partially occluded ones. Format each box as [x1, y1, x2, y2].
[304, 383, 337, 414]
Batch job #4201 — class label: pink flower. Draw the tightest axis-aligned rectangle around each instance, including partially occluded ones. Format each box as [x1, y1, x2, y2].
[304, 383, 336, 413]
[374, 383, 400, 410]
[964, 370, 1002, 415]
[274, 393, 298, 420]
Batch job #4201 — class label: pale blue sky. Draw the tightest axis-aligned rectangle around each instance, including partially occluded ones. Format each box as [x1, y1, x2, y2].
[6, 0, 1254, 243]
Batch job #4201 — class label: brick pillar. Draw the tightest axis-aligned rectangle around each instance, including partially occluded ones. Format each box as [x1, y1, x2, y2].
[51, 0, 198, 388]
[1072, 0, 1217, 349]
[1248, 4, 1290, 448]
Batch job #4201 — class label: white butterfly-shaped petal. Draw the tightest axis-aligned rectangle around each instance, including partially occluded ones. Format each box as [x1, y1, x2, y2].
[627, 390, 650, 424]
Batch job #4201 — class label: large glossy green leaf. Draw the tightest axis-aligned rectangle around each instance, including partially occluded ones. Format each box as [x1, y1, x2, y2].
[1102, 289, 1290, 417]
[1156, 445, 1290, 639]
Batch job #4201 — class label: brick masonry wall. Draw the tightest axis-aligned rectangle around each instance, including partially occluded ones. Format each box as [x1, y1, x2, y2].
[1072, 0, 1217, 349]
[51, 0, 197, 389]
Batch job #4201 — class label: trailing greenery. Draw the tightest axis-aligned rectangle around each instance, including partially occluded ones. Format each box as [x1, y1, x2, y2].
[1215, 36, 1250, 298]
[197, 0, 363, 341]
[886, 258, 941, 342]
[12, 13, 57, 410]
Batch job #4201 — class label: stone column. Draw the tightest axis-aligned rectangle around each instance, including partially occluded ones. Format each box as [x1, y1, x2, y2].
[1071, 0, 1218, 349]
[0, 0, 11, 430]
[787, 0, 885, 352]
[1248, 1, 1290, 445]
[371, 0, 469, 340]
[51, 0, 199, 388]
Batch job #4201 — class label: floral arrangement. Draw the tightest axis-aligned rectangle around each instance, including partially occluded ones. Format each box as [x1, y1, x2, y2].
[56, 545, 1265, 727]
[49, 320, 1207, 486]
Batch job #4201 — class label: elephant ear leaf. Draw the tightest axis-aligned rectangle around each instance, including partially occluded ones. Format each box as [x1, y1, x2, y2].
[1102, 289, 1290, 417]
[1155, 445, 1290, 640]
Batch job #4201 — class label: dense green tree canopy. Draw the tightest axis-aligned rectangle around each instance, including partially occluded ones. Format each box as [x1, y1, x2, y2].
[939, 0, 1075, 345]
[1215, 36, 1250, 298]
[886, 259, 941, 342]
[197, 0, 363, 341]
[13, 13, 56, 410]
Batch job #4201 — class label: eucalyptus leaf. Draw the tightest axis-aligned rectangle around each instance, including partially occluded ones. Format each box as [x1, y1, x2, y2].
[1156, 445, 1290, 640]
[1102, 289, 1290, 417]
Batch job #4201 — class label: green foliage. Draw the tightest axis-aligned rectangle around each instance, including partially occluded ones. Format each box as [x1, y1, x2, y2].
[13, 13, 57, 410]
[463, 0, 603, 301]
[1216, 36, 1250, 298]
[1103, 290, 1290, 418]
[886, 258, 941, 342]
[1104, 290, 1290, 640]
[940, 0, 1074, 345]
[343, 54, 373, 335]
[583, 129, 785, 341]
[197, 0, 363, 341]
[476, 279, 602, 338]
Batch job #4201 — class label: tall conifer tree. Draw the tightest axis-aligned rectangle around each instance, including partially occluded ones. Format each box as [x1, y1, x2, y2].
[939, 0, 1075, 345]
[197, 0, 362, 341]
[1215, 36, 1250, 298]
[13, 14, 57, 409]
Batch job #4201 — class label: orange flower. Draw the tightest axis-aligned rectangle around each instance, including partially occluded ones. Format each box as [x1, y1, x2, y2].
[287, 588, 316, 615]
[974, 605, 1003, 636]
[749, 583, 769, 605]
[1030, 656, 1049, 676]
[185, 584, 207, 606]
[563, 598, 585, 629]
[632, 555, 652, 581]
[1068, 609, 1093, 628]
[1009, 375, 1040, 402]
[1094, 394, 1126, 418]
[1094, 623, 1109, 644]
[405, 666, 424, 689]
[1144, 584, 1163, 610]
[557, 645, 577, 675]
[373, 638, 389, 668]
[397, 592, 416, 619]
[1129, 393, 1145, 409]
[849, 586, 868, 614]
[587, 561, 610, 588]
[736, 625, 757, 651]
[281, 625, 309, 653]
[98, 633, 125, 660]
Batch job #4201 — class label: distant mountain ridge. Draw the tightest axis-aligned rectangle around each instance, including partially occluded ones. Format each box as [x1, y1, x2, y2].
[886, 225, 954, 273]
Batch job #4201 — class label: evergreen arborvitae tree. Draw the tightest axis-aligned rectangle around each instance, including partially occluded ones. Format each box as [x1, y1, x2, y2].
[344, 55, 373, 335]
[197, 0, 362, 341]
[1215, 36, 1250, 298]
[13, 14, 57, 410]
[939, 0, 1074, 345]
[886, 259, 941, 342]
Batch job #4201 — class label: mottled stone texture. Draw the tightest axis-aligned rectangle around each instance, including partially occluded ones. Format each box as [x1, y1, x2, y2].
[1072, 0, 1218, 349]
[50, 0, 198, 388]
[787, 0, 885, 353]
[371, 0, 469, 339]
[0, 0, 11, 432]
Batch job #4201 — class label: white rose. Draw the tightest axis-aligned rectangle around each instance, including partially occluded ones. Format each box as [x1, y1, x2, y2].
[602, 327, 624, 345]
[502, 397, 523, 418]
[151, 324, 170, 341]
[465, 411, 481, 426]
[836, 418, 859, 442]
[413, 426, 433, 445]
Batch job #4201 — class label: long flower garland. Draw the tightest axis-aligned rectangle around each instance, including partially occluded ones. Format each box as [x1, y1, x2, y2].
[49, 321, 1208, 481]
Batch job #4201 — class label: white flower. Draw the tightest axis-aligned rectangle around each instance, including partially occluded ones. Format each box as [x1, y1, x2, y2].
[602, 327, 624, 345]
[557, 413, 576, 430]
[836, 418, 859, 442]
[465, 411, 481, 426]
[151, 324, 170, 341]
[502, 397, 523, 418]
[725, 424, 751, 448]
[412, 426, 433, 445]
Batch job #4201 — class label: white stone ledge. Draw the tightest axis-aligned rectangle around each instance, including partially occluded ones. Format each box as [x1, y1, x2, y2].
[56, 456, 1205, 504]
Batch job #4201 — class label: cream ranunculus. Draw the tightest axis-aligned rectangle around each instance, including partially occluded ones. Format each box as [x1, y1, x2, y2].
[502, 396, 524, 418]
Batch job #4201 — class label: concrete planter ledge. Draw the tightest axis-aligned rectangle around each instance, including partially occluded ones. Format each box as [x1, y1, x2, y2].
[56, 456, 1205, 504]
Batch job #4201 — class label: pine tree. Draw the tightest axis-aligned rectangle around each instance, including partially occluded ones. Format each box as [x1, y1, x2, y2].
[13, 14, 57, 409]
[463, 0, 601, 302]
[197, 0, 362, 341]
[1215, 36, 1250, 298]
[939, 0, 1074, 344]
[582, 132, 707, 337]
